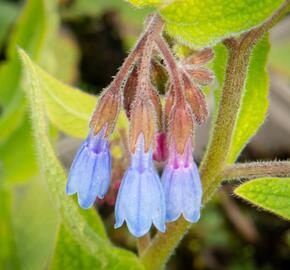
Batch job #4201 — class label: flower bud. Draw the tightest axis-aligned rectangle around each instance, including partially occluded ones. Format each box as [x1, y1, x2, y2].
[123, 65, 138, 118]
[169, 104, 195, 154]
[129, 95, 156, 153]
[186, 67, 214, 86]
[123, 66, 162, 128]
[148, 84, 162, 130]
[164, 86, 175, 128]
[90, 88, 121, 136]
[185, 48, 214, 65]
[183, 73, 208, 124]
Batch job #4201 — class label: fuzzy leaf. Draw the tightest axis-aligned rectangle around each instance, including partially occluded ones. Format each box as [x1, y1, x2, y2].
[0, 2, 19, 50]
[0, 0, 58, 142]
[18, 52, 128, 139]
[126, 0, 161, 7]
[235, 178, 290, 220]
[0, 0, 59, 189]
[19, 48, 143, 270]
[0, 189, 20, 269]
[127, 0, 283, 48]
[0, 116, 38, 183]
[33, 66, 96, 138]
[12, 178, 60, 270]
[50, 225, 102, 270]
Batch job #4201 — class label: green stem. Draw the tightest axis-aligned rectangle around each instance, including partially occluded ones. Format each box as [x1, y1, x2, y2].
[140, 2, 290, 269]
[141, 218, 189, 270]
[137, 234, 151, 256]
[200, 38, 252, 202]
[221, 161, 290, 181]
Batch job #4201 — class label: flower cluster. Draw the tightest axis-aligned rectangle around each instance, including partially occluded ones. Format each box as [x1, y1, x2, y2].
[66, 14, 213, 237]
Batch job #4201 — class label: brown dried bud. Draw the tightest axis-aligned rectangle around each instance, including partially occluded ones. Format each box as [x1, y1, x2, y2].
[183, 73, 208, 124]
[123, 65, 138, 118]
[169, 104, 194, 154]
[90, 88, 121, 136]
[186, 67, 214, 86]
[185, 48, 214, 65]
[129, 96, 156, 153]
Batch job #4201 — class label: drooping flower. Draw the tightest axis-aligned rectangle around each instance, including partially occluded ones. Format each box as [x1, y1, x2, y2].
[161, 140, 202, 223]
[66, 129, 111, 209]
[115, 135, 166, 237]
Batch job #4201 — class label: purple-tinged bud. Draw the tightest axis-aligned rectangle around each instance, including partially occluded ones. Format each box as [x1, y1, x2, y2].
[90, 88, 121, 136]
[169, 102, 194, 154]
[115, 135, 166, 237]
[153, 132, 168, 162]
[182, 73, 208, 124]
[161, 140, 202, 223]
[184, 48, 214, 66]
[66, 128, 111, 209]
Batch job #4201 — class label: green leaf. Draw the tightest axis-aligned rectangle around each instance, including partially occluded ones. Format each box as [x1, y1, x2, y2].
[0, 189, 20, 270]
[0, 0, 60, 189]
[62, 0, 151, 27]
[31, 65, 96, 138]
[0, 1, 19, 50]
[126, 0, 161, 7]
[12, 178, 60, 270]
[50, 225, 102, 270]
[0, 0, 58, 142]
[128, 0, 283, 48]
[0, 116, 38, 183]
[213, 36, 270, 163]
[47, 32, 80, 83]
[235, 177, 290, 220]
[7, 0, 58, 60]
[19, 51, 129, 139]
[19, 48, 143, 270]
[0, 62, 26, 142]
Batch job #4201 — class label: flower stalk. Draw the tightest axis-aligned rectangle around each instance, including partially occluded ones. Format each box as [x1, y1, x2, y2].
[221, 161, 290, 181]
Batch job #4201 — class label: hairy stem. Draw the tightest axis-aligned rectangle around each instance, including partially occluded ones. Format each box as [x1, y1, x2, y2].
[221, 161, 290, 181]
[111, 13, 163, 92]
[137, 36, 154, 94]
[200, 38, 252, 202]
[140, 2, 290, 269]
[155, 36, 186, 105]
[140, 218, 189, 269]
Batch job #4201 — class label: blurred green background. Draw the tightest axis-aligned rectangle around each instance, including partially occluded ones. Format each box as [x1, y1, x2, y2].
[0, 0, 289, 269]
